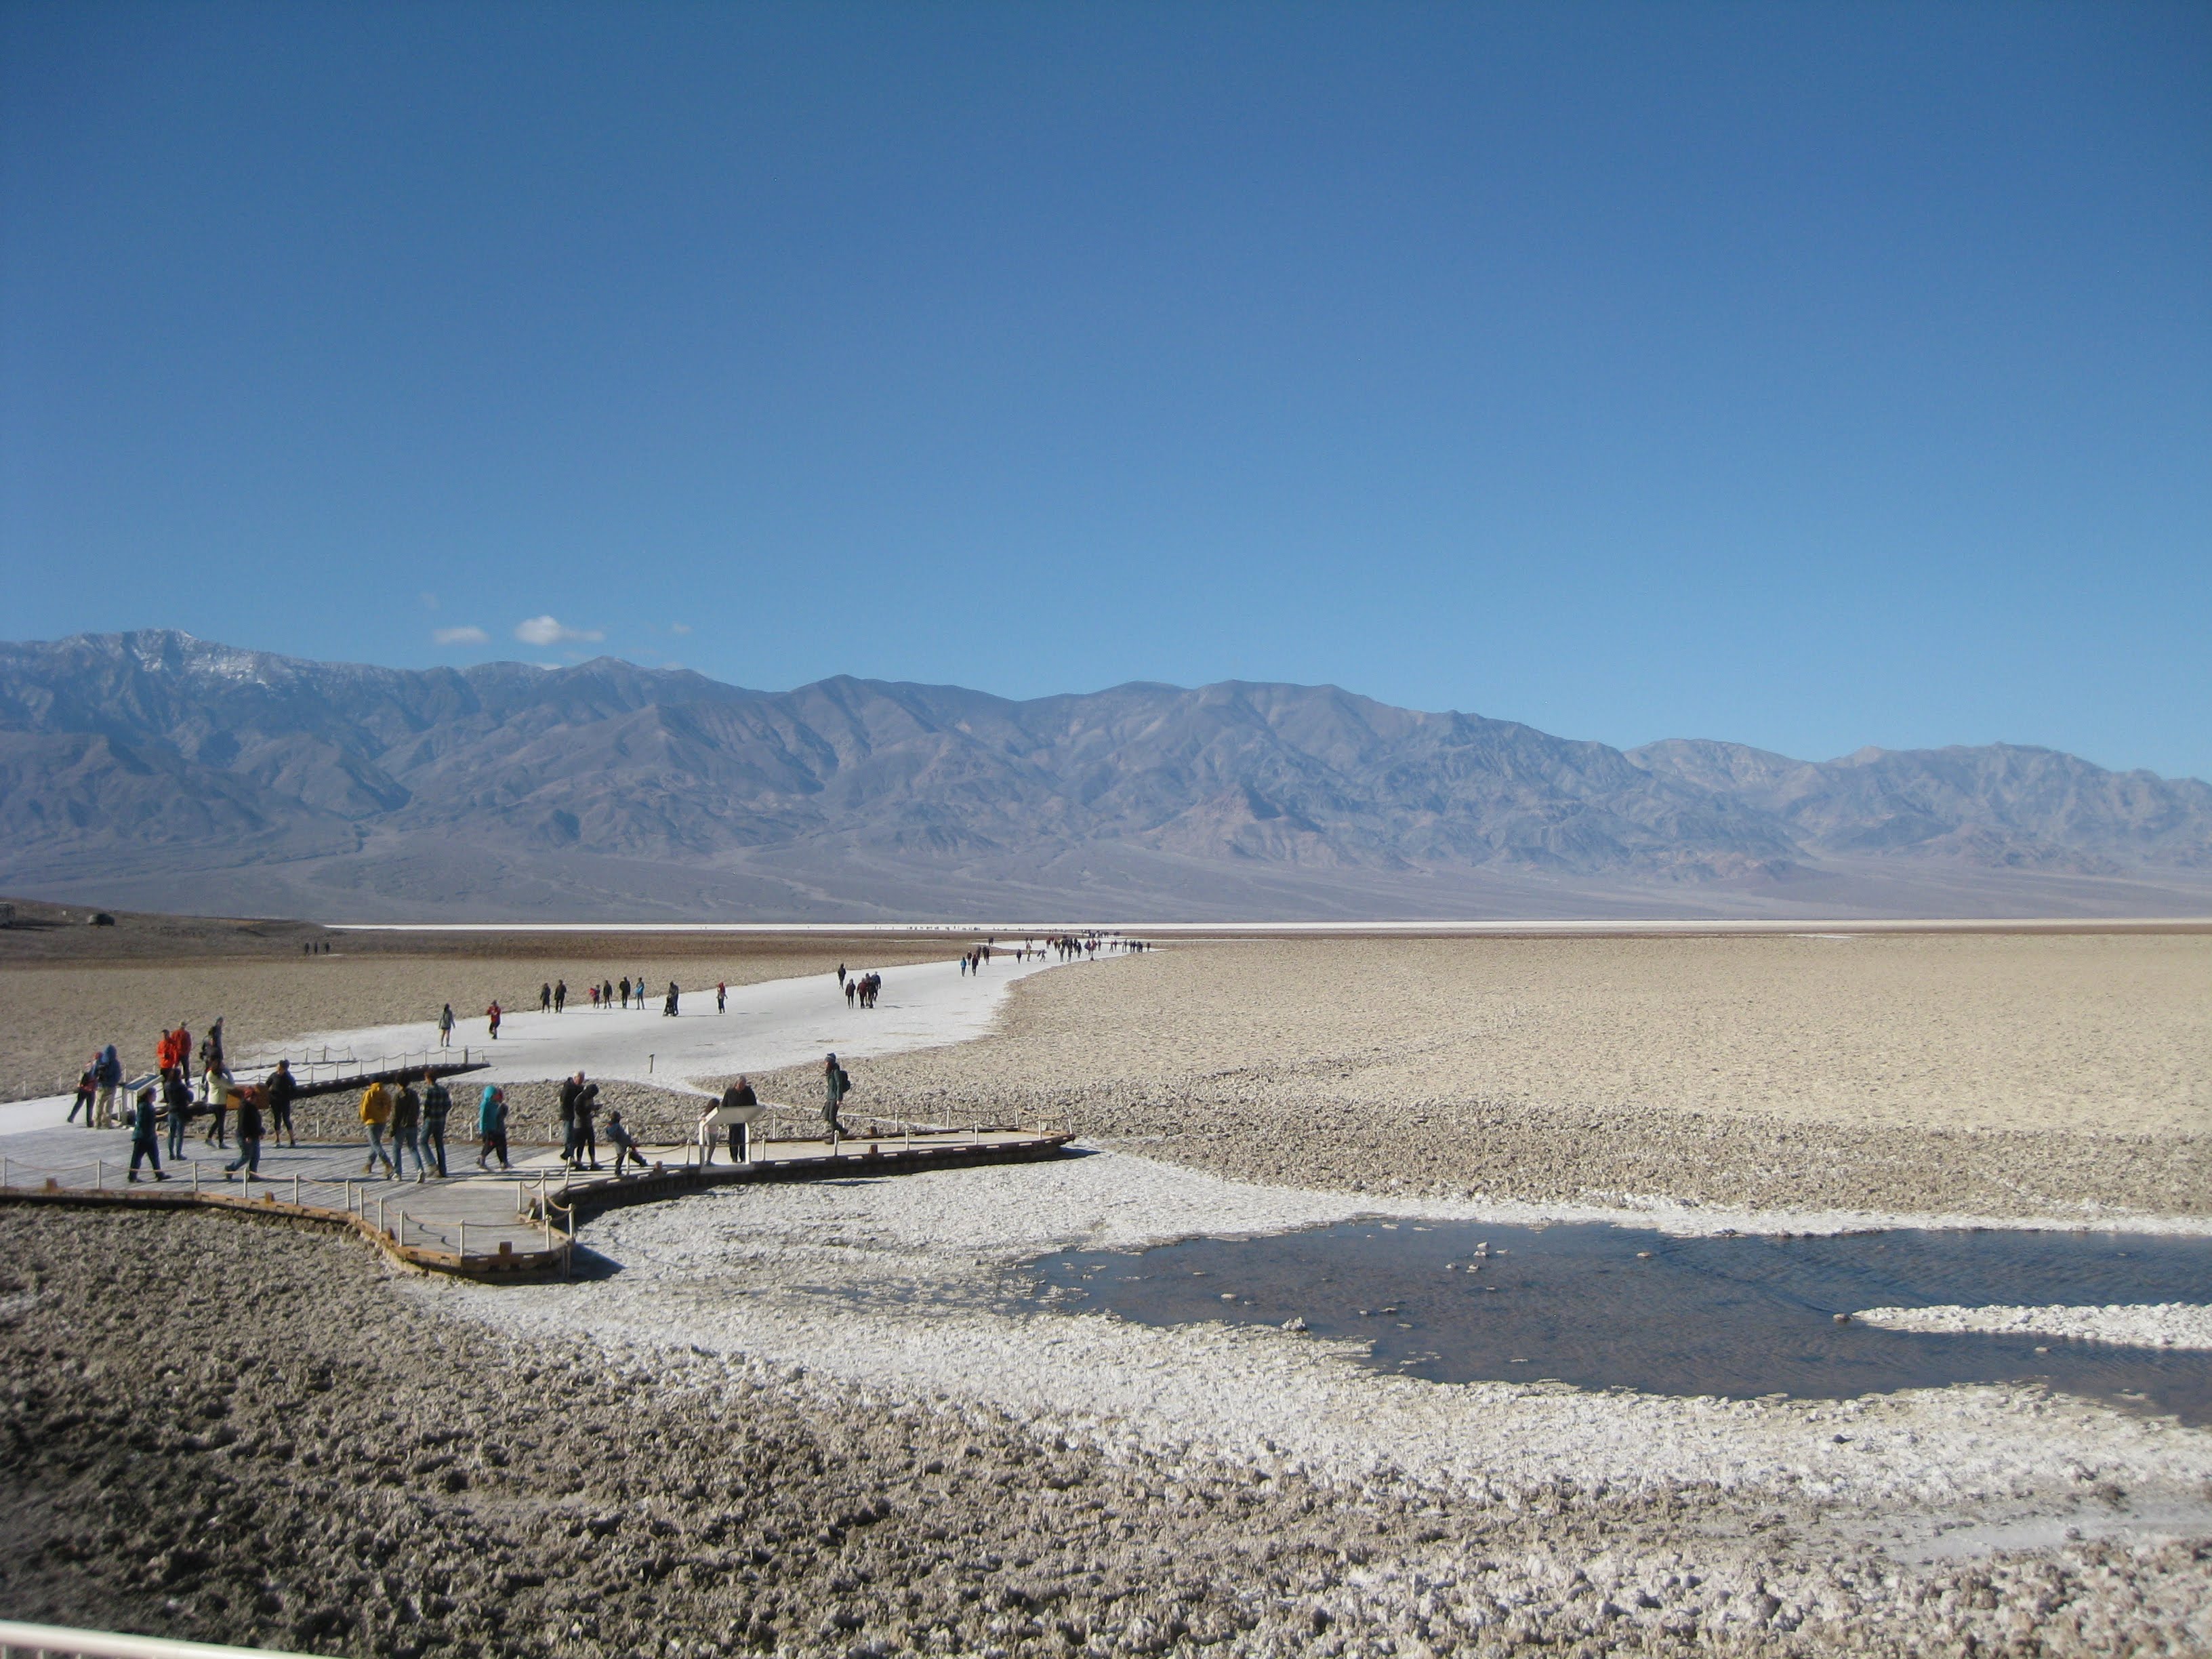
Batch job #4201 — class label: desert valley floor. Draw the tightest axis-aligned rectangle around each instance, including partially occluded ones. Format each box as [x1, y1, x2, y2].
[2, 922, 2209, 1656]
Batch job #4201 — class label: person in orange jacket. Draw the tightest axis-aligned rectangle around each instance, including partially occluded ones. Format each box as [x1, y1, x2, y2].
[359, 1080, 397, 1176]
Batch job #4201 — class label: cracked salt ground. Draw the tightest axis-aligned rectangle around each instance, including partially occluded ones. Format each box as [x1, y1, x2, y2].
[417, 1146, 2212, 1565]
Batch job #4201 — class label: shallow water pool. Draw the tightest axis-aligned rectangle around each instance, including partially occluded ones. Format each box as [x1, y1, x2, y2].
[1021, 1221, 2212, 1422]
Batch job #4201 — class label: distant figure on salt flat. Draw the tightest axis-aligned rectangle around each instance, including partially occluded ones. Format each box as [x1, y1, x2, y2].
[845, 977, 857, 1008]
[485, 1000, 502, 1039]
[822, 1052, 851, 1147]
[619, 975, 631, 1009]
[716, 980, 726, 1012]
[539, 982, 552, 1012]
[663, 981, 680, 1017]
[554, 978, 567, 1012]
[836, 963, 846, 987]
[438, 1003, 455, 1046]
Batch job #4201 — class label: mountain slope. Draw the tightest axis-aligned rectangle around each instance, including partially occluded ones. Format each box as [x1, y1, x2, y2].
[1, 631, 2205, 920]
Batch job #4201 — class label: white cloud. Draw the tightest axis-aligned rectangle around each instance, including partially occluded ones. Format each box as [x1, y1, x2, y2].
[515, 615, 605, 647]
[670, 622, 693, 635]
[432, 625, 489, 647]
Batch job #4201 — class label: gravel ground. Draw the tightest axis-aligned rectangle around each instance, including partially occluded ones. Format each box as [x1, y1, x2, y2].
[5, 1204, 2210, 1658]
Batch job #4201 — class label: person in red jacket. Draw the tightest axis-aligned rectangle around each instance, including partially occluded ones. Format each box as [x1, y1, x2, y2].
[485, 1000, 501, 1039]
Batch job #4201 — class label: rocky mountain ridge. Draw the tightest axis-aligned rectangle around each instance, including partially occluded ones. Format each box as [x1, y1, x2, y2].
[1, 630, 2205, 920]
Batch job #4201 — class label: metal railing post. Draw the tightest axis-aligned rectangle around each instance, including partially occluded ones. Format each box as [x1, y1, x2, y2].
[458, 1219, 467, 1260]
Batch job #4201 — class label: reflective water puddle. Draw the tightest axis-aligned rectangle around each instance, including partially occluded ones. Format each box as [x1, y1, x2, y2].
[1023, 1221, 2212, 1422]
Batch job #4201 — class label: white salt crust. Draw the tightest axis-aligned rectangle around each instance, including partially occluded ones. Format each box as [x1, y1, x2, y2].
[422, 1146, 2212, 1517]
[1857, 1303, 2212, 1351]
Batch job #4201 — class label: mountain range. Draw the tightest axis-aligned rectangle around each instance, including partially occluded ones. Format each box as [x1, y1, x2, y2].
[2, 630, 2207, 921]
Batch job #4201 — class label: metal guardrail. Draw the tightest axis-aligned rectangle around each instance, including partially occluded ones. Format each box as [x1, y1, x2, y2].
[0, 1619, 315, 1659]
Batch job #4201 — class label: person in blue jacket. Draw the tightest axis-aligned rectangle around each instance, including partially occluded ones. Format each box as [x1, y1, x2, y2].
[475, 1084, 510, 1170]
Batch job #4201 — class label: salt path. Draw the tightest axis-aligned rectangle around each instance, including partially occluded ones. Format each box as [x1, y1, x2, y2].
[0, 948, 1070, 1136]
[0, 950, 1077, 1256]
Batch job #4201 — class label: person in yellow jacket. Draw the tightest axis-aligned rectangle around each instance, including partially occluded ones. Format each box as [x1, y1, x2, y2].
[359, 1080, 398, 1176]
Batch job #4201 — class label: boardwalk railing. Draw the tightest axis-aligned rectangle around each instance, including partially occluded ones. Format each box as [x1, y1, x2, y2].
[0, 1618, 316, 1659]
[0, 1153, 574, 1277]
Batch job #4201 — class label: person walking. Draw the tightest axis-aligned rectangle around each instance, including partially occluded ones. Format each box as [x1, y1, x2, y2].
[359, 1080, 397, 1176]
[605, 1107, 647, 1175]
[554, 978, 567, 1012]
[619, 975, 631, 1010]
[68, 1056, 97, 1126]
[419, 1070, 451, 1179]
[390, 1077, 422, 1181]
[224, 1086, 264, 1181]
[162, 1067, 192, 1162]
[663, 981, 679, 1017]
[722, 1076, 758, 1164]
[264, 1059, 298, 1147]
[821, 1052, 850, 1149]
[438, 1003, 455, 1047]
[94, 1044, 122, 1129]
[836, 964, 846, 989]
[716, 981, 726, 1013]
[539, 982, 552, 1012]
[127, 1085, 167, 1183]
[475, 1084, 510, 1170]
[485, 1000, 502, 1040]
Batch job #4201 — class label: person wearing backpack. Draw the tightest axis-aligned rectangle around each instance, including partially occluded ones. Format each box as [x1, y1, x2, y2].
[821, 1052, 851, 1148]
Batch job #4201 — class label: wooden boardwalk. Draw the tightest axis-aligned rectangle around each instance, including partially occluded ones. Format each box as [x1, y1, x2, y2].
[0, 1116, 1074, 1279]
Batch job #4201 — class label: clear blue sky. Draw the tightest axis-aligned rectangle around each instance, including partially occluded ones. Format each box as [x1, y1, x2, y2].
[4, 2, 2207, 779]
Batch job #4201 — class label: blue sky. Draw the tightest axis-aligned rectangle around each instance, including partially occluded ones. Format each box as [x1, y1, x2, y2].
[3, 2, 2207, 779]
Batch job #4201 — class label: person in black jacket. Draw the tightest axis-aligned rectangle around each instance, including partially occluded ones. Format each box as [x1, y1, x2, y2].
[127, 1086, 167, 1183]
[162, 1069, 193, 1162]
[264, 1059, 298, 1147]
[722, 1076, 758, 1162]
[224, 1086, 264, 1181]
[420, 1071, 451, 1180]
[558, 1073, 583, 1166]
[572, 1080, 601, 1170]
